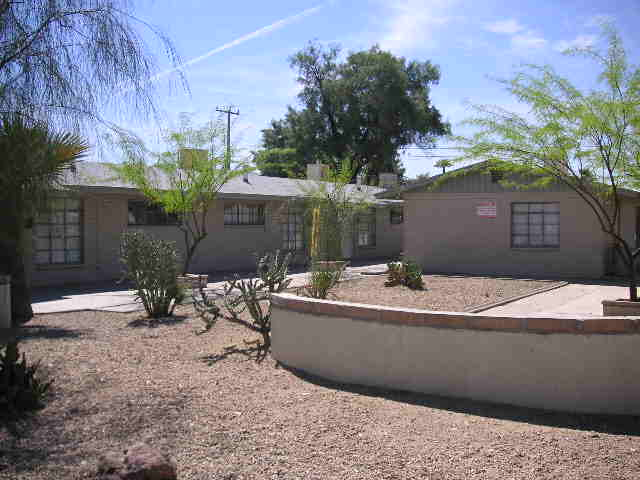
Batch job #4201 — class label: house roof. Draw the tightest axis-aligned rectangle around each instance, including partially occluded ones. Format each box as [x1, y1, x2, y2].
[376, 161, 640, 199]
[375, 162, 483, 198]
[63, 161, 402, 205]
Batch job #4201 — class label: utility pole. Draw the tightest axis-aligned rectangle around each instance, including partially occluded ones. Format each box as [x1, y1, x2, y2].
[216, 105, 239, 169]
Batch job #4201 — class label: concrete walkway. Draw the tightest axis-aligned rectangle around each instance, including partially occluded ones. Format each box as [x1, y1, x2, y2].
[482, 282, 629, 316]
[32, 263, 387, 314]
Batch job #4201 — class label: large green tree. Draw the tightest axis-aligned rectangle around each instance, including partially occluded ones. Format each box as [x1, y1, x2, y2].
[0, 0, 183, 325]
[257, 43, 450, 181]
[455, 25, 640, 300]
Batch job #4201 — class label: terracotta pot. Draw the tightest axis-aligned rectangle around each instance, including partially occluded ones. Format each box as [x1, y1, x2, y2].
[602, 299, 640, 316]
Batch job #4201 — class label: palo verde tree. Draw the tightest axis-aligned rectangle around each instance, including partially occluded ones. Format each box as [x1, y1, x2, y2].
[0, 0, 184, 325]
[258, 42, 450, 181]
[0, 0, 183, 130]
[111, 114, 252, 274]
[455, 25, 640, 300]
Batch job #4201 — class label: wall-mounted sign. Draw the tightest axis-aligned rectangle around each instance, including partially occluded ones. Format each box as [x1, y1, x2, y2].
[477, 201, 497, 218]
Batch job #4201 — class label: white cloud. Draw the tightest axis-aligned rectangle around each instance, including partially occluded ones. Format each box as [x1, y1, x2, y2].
[484, 19, 524, 35]
[553, 34, 597, 52]
[378, 0, 456, 52]
[483, 18, 546, 52]
[511, 30, 547, 50]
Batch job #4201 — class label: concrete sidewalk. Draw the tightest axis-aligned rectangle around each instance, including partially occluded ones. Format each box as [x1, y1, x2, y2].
[482, 282, 629, 316]
[32, 263, 387, 314]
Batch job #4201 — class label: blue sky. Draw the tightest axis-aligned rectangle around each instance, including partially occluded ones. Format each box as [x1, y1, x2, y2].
[117, 0, 640, 178]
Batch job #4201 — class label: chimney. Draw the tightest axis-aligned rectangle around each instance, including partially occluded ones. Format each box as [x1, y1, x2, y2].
[178, 148, 207, 169]
[378, 172, 398, 189]
[306, 160, 327, 181]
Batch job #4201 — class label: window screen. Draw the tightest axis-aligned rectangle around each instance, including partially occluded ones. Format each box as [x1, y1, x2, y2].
[224, 203, 265, 225]
[283, 207, 304, 251]
[356, 209, 376, 247]
[511, 203, 560, 248]
[34, 197, 83, 265]
[128, 200, 179, 225]
[390, 206, 404, 224]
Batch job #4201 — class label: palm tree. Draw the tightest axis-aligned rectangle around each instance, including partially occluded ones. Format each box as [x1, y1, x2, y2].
[434, 159, 453, 174]
[0, 116, 89, 326]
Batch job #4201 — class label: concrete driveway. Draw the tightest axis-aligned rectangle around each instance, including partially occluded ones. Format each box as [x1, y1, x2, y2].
[482, 281, 629, 316]
[32, 262, 389, 314]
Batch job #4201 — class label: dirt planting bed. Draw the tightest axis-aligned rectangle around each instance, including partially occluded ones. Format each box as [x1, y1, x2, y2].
[323, 274, 563, 312]
[2, 307, 639, 479]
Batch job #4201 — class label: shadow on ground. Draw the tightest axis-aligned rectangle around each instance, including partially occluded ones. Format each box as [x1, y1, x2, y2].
[282, 364, 640, 436]
[17, 325, 88, 342]
[201, 344, 265, 364]
[127, 315, 188, 328]
[0, 382, 190, 477]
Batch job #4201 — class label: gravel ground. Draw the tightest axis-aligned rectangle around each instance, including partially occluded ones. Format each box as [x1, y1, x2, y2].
[324, 275, 563, 311]
[2, 307, 640, 480]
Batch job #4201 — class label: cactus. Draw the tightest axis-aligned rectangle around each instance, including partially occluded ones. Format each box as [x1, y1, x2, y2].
[196, 250, 293, 359]
[257, 250, 293, 293]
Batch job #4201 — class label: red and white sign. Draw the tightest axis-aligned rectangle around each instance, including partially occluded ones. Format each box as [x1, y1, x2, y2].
[476, 201, 497, 218]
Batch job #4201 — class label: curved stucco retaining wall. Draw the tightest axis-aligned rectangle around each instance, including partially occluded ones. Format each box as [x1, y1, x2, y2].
[271, 293, 640, 415]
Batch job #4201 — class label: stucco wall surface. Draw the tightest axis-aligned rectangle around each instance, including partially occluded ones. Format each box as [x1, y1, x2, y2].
[31, 191, 403, 286]
[403, 190, 609, 278]
[271, 293, 640, 415]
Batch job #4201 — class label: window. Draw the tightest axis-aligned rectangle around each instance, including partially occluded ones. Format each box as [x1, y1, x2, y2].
[511, 203, 560, 248]
[356, 209, 376, 247]
[390, 206, 404, 225]
[128, 200, 179, 225]
[34, 197, 83, 265]
[283, 207, 304, 251]
[224, 203, 265, 226]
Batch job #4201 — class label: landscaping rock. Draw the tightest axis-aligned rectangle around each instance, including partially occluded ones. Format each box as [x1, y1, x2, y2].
[97, 443, 177, 480]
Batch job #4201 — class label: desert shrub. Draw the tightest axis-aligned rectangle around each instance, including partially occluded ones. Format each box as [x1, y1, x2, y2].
[385, 259, 424, 290]
[0, 341, 53, 413]
[120, 231, 184, 318]
[305, 267, 342, 299]
[196, 250, 292, 358]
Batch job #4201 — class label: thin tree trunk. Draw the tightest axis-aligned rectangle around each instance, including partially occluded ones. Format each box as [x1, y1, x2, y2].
[182, 234, 205, 275]
[629, 259, 638, 301]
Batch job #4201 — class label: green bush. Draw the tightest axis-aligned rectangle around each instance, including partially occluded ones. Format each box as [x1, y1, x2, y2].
[0, 341, 52, 413]
[385, 259, 424, 290]
[120, 231, 183, 318]
[305, 268, 342, 299]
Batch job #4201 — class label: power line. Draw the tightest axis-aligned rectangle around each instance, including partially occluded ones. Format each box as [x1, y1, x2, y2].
[216, 105, 239, 168]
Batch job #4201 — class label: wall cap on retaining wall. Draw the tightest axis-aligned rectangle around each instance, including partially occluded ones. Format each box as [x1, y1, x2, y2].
[272, 293, 640, 334]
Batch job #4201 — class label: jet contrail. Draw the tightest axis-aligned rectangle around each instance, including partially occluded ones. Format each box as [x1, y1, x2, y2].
[140, 3, 325, 86]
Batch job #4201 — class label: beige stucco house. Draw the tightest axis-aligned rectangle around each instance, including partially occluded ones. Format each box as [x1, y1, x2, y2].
[379, 164, 640, 279]
[31, 162, 403, 287]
